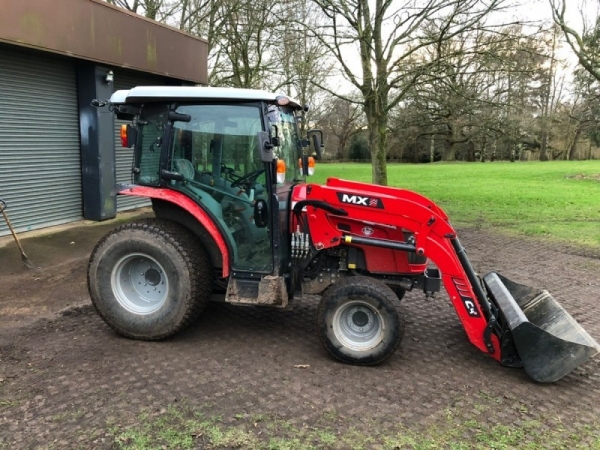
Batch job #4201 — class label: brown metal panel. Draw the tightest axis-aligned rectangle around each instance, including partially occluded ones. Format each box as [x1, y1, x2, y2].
[0, 0, 207, 84]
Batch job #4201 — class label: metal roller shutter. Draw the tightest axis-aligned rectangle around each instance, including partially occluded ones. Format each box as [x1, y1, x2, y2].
[0, 47, 81, 236]
[114, 72, 165, 211]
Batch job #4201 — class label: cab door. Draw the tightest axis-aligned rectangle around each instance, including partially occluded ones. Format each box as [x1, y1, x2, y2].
[167, 103, 273, 273]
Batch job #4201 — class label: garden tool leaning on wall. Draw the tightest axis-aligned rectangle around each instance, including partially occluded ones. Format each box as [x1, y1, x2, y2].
[0, 197, 34, 269]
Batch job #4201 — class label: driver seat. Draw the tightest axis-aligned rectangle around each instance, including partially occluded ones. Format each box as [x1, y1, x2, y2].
[173, 158, 223, 220]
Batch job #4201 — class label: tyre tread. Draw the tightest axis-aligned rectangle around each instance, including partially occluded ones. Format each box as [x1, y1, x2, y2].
[317, 276, 404, 365]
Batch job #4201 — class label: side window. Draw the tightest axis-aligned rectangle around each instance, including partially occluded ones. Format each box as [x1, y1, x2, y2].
[134, 105, 169, 186]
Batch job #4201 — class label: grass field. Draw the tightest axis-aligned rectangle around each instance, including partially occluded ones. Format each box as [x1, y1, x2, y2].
[311, 160, 600, 248]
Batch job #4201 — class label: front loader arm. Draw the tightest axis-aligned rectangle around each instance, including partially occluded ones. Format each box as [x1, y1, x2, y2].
[302, 181, 502, 360]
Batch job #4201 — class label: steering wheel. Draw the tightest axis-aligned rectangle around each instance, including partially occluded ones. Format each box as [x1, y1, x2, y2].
[230, 169, 265, 189]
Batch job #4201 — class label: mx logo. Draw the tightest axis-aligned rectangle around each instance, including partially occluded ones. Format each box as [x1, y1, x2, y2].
[337, 192, 384, 209]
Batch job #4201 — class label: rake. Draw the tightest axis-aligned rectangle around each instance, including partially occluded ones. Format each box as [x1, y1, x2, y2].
[0, 198, 34, 269]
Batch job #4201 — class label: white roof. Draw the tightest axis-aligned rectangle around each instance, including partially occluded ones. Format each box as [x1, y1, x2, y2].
[110, 86, 302, 109]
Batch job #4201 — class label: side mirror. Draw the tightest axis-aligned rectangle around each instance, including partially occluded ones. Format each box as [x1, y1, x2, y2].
[254, 199, 269, 228]
[270, 124, 281, 147]
[90, 99, 107, 107]
[308, 129, 324, 160]
[258, 131, 274, 162]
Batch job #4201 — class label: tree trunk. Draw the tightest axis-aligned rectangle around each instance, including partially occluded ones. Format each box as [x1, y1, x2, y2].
[567, 124, 583, 160]
[365, 98, 388, 186]
[429, 135, 435, 163]
[466, 140, 475, 162]
[540, 130, 549, 161]
[540, 27, 557, 162]
[442, 128, 456, 161]
[443, 141, 455, 161]
[442, 125, 459, 161]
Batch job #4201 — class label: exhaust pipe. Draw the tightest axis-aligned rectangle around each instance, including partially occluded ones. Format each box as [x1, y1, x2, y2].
[484, 273, 600, 382]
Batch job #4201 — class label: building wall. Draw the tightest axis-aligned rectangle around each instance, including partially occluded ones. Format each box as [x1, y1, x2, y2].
[0, 0, 207, 85]
[0, 1, 208, 236]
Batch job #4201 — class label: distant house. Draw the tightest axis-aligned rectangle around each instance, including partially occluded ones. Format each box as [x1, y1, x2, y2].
[0, 0, 208, 236]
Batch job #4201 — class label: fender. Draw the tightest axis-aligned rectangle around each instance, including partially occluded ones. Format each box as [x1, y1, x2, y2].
[118, 185, 231, 277]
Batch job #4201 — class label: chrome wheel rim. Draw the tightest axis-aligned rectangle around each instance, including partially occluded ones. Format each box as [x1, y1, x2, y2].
[332, 300, 384, 351]
[111, 253, 169, 315]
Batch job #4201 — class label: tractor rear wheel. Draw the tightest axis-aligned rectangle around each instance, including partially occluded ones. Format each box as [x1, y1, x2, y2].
[88, 219, 212, 340]
[317, 276, 404, 365]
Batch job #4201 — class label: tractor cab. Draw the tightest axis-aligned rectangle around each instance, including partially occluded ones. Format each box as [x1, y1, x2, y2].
[111, 86, 320, 304]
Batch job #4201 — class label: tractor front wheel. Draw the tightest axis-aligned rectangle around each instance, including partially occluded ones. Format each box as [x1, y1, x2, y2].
[88, 219, 212, 340]
[317, 276, 404, 365]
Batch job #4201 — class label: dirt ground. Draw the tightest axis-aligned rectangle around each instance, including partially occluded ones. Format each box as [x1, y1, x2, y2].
[1, 215, 600, 448]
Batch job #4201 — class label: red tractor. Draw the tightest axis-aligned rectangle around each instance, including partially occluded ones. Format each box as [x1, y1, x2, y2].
[88, 86, 599, 382]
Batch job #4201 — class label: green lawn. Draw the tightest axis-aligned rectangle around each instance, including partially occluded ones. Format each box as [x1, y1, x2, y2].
[311, 161, 600, 248]
[107, 401, 600, 449]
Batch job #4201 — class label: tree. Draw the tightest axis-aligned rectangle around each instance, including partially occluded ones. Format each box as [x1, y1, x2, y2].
[558, 68, 600, 159]
[388, 25, 552, 163]
[106, 0, 333, 106]
[209, 0, 280, 88]
[550, 0, 600, 82]
[309, 0, 510, 184]
[105, 0, 178, 21]
[273, 1, 334, 134]
[317, 97, 363, 159]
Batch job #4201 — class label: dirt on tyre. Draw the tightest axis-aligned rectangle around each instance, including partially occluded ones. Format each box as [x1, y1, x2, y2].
[87, 219, 212, 340]
[317, 276, 404, 365]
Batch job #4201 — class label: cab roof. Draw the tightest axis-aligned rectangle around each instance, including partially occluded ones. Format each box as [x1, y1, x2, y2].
[110, 86, 303, 109]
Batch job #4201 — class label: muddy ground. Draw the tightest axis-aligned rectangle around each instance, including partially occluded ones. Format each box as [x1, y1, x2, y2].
[1, 218, 600, 448]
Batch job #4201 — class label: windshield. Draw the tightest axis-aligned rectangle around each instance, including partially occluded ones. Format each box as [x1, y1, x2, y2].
[267, 105, 302, 182]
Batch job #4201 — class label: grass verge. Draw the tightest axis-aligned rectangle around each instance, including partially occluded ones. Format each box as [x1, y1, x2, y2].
[106, 400, 600, 450]
[311, 161, 600, 248]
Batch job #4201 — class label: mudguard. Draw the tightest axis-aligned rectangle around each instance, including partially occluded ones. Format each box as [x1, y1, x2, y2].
[118, 185, 231, 277]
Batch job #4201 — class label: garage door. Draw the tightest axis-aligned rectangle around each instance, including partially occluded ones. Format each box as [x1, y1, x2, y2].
[0, 47, 81, 236]
[113, 71, 166, 212]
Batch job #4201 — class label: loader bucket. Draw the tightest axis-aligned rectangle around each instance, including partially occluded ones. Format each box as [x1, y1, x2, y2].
[483, 272, 600, 382]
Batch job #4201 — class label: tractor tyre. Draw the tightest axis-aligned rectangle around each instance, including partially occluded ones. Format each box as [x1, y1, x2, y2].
[317, 276, 404, 365]
[88, 219, 212, 340]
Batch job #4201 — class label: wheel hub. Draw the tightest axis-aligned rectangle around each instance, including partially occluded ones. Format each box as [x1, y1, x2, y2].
[111, 253, 169, 315]
[145, 268, 161, 286]
[332, 301, 384, 351]
[352, 310, 369, 327]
